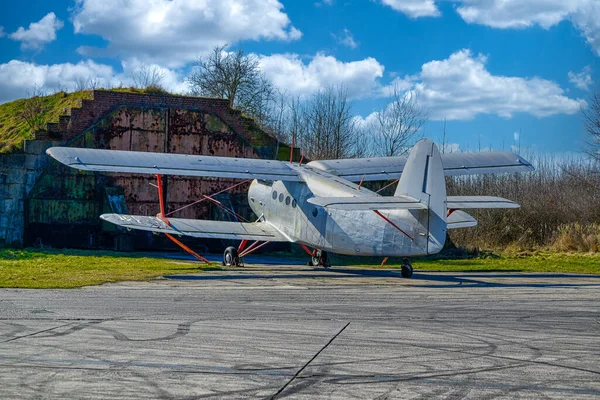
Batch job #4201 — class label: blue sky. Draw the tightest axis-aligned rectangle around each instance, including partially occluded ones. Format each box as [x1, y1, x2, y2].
[0, 0, 598, 155]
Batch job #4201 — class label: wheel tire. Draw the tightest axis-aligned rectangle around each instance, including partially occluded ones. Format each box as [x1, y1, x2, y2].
[401, 264, 413, 279]
[312, 250, 331, 268]
[321, 251, 331, 269]
[311, 251, 321, 267]
[223, 246, 239, 267]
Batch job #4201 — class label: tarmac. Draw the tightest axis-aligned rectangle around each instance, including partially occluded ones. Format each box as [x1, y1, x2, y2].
[0, 261, 599, 399]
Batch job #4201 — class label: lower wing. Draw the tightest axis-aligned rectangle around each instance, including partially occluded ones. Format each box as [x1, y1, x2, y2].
[100, 214, 290, 242]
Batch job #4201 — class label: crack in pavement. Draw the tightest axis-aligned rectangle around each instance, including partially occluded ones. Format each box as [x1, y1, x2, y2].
[269, 321, 351, 399]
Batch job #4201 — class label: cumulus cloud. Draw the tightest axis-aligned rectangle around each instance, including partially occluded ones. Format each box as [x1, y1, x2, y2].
[0, 26, 5, 38]
[9, 12, 64, 50]
[379, 0, 600, 56]
[0, 60, 187, 104]
[568, 66, 593, 90]
[379, 0, 440, 18]
[71, 0, 302, 67]
[410, 49, 582, 120]
[455, 0, 578, 29]
[258, 53, 385, 98]
[333, 29, 358, 49]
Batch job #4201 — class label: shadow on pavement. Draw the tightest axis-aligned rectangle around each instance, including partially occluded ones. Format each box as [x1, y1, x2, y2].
[164, 267, 600, 288]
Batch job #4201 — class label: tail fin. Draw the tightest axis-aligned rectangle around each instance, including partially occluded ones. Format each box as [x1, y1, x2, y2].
[395, 139, 446, 254]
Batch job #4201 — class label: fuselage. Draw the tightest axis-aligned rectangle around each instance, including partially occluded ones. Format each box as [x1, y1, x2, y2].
[247, 165, 443, 257]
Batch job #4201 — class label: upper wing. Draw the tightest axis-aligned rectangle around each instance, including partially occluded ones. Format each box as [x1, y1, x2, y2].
[47, 147, 302, 181]
[307, 152, 533, 182]
[100, 214, 290, 241]
[307, 195, 427, 211]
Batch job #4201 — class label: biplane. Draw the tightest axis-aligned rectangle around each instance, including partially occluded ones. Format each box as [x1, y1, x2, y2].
[47, 138, 533, 278]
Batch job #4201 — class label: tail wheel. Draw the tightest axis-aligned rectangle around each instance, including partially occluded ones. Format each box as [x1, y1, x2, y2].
[311, 250, 331, 269]
[401, 260, 413, 279]
[223, 246, 239, 267]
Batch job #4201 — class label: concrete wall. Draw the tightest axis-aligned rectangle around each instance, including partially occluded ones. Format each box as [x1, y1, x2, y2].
[0, 90, 295, 249]
[0, 140, 60, 247]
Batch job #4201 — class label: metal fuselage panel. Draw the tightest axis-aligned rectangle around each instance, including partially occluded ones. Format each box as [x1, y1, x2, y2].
[248, 167, 435, 257]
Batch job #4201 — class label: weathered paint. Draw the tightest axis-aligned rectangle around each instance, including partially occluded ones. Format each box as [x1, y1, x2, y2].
[25, 103, 290, 250]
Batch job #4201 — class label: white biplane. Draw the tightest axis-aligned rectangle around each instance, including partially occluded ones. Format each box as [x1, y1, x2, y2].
[47, 138, 533, 277]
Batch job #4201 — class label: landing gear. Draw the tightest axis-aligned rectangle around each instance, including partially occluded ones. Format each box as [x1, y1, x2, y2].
[401, 259, 413, 279]
[310, 250, 331, 268]
[223, 246, 240, 267]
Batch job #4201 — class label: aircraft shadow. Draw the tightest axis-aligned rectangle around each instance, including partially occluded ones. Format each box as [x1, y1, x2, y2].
[164, 267, 600, 289]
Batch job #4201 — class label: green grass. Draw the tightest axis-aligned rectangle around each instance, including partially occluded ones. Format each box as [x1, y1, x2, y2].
[0, 249, 598, 289]
[0, 248, 219, 289]
[345, 252, 600, 275]
[0, 91, 94, 153]
[0, 87, 198, 154]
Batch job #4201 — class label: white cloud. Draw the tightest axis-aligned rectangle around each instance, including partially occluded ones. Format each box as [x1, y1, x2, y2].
[568, 66, 593, 90]
[333, 29, 358, 49]
[0, 26, 5, 38]
[379, 0, 440, 18]
[455, 0, 578, 29]
[441, 143, 461, 154]
[0, 60, 187, 104]
[258, 53, 385, 98]
[379, 0, 600, 56]
[513, 131, 520, 142]
[71, 0, 302, 67]
[9, 12, 64, 50]
[409, 49, 583, 120]
[0, 60, 115, 103]
[120, 59, 188, 94]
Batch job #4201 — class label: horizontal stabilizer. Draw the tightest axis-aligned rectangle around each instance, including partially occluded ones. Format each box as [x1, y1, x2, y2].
[100, 214, 289, 242]
[446, 196, 519, 209]
[47, 147, 302, 182]
[447, 210, 477, 229]
[307, 195, 427, 211]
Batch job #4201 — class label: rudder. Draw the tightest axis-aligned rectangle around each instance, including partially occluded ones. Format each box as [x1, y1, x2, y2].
[394, 139, 446, 254]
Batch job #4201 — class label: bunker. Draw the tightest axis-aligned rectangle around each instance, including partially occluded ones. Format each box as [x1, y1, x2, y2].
[0, 90, 296, 250]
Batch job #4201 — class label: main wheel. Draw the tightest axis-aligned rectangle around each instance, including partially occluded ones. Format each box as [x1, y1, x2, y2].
[223, 246, 239, 267]
[311, 250, 330, 268]
[401, 263, 413, 279]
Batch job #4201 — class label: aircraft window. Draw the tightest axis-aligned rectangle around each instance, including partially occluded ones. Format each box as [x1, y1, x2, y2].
[279, 193, 284, 202]
[272, 191, 277, 200]
[285, 196, 291, 205]
[312, 207, 318, 217]
[292, 199, 297, 208]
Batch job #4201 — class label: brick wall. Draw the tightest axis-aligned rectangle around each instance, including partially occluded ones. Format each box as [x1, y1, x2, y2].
[37, 91, 259, 145]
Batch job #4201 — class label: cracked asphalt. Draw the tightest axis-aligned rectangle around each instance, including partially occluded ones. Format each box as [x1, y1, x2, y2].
[0, 264, 599, 399]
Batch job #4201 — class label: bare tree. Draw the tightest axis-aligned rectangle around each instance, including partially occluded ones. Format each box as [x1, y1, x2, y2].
[294, 86, 362, 160]
[73, 76, 101, 92]
[583, 91, 600, 161]
[371, 85, 427, 157]
[130, 64, 165, 89]
[21, 85, 49, 133]
[187, 45, 274, 120]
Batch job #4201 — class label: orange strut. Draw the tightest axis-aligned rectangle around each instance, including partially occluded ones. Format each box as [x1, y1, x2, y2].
[156, 174, 210, 264]
[164, 233, 210, 264]
[299, 244, 315, 257]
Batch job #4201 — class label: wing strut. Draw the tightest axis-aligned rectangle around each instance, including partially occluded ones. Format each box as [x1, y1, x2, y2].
[156, 174, 210, 264]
